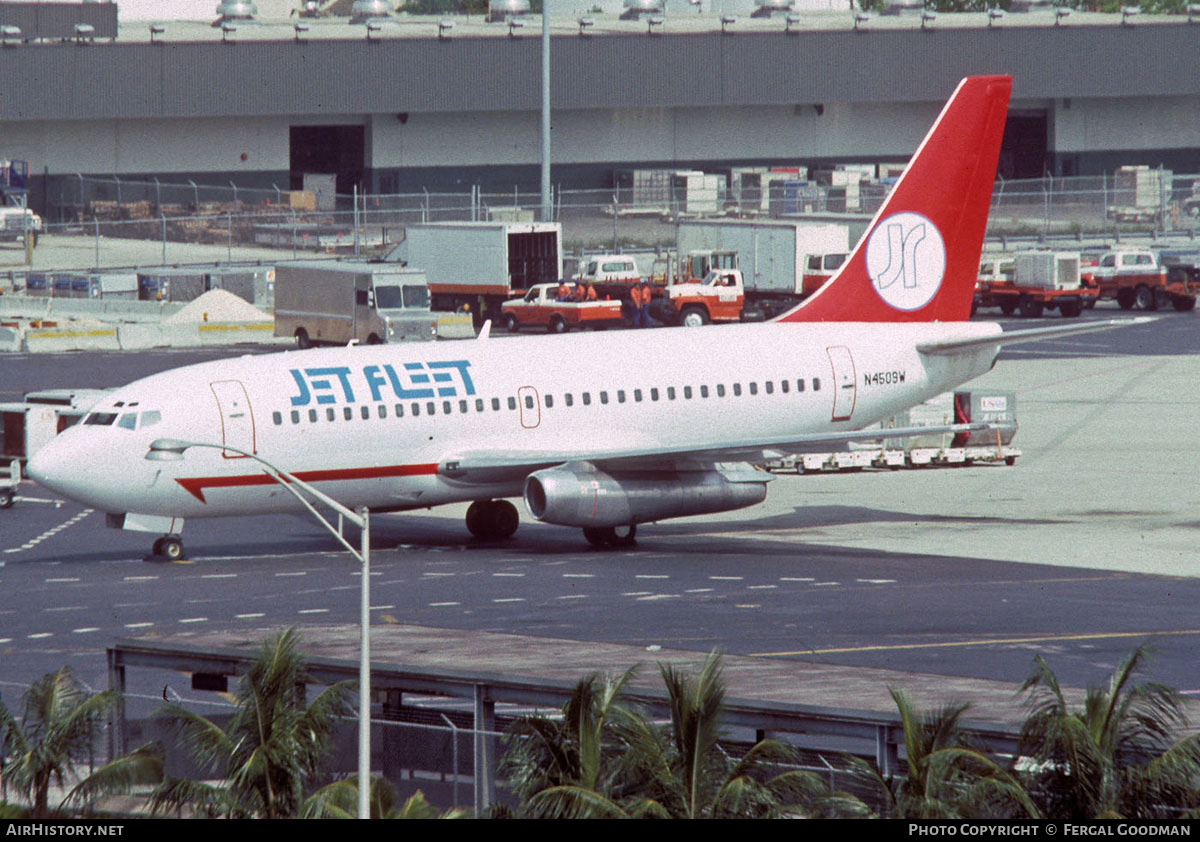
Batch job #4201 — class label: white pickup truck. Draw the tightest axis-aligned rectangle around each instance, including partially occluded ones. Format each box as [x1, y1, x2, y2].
[501, 283, 624, 333]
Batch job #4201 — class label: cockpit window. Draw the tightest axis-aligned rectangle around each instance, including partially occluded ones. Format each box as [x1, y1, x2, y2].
[141, 410, 162, 428]
[117, 413, 138, 431]
[84, 412, 118, 426]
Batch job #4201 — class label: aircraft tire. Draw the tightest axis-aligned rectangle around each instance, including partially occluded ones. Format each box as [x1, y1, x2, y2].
[465, 500, 492, 537]
[488, 500, 520, 539]
[161, 537, 185, 561]
[583, 524, 637, 549]
[466, 500, 518, 540]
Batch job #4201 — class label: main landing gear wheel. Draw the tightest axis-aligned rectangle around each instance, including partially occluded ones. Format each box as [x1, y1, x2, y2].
[465, 500, 520, 540]
[583, 524, 637, 549]
[149, 535, 185, 562]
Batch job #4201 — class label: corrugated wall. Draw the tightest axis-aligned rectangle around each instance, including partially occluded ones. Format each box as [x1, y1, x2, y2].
[0, 24, 1195, 121]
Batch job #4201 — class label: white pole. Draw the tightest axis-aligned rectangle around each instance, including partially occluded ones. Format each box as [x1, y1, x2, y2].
[358, 506, 370, 820]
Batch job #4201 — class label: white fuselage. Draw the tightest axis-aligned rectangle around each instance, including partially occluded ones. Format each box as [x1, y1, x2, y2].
[28, 320, 1002, 522]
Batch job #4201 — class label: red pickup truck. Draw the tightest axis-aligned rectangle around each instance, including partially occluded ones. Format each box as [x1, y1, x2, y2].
[501, 283, 624, 334]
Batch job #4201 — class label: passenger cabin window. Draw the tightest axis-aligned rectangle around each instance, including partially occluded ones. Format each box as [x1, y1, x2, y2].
[545, 395, 554, 408]
[600, 392, 609, 405]
[273, 411, 282, 426]
[813, 378, 821, 391]
[327, 408, 336, 422]
[508, 397, 517, 410]
[395, 403, 404, 417]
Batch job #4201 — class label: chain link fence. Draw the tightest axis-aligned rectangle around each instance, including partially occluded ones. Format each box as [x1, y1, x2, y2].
[25, 170, 1200, 271]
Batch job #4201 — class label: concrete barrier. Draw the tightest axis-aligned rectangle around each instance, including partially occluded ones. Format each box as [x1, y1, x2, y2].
[436, 313, 476, 340]
[0, 326, 21, 352]
[196, 321, 288, 346]
[24, 326, 121, 353]
[0, 296, 184, 322]
[116, 322, 199, 350]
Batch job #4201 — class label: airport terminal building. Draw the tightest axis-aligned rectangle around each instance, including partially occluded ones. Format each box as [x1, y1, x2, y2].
[0, 0, 1196, 216]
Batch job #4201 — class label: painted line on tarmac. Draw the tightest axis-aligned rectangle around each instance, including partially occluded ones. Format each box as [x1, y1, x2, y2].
[3, 509, 93, 555]
[750, 628, 1200, 658]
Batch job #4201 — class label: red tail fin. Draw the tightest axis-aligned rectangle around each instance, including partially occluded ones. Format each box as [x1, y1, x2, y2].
[777, 75, 1011, 323]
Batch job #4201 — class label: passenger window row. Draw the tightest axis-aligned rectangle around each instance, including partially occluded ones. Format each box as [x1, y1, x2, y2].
[271, 377, 821, 426]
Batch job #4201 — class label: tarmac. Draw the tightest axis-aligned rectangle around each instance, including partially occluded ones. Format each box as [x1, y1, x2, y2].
[5, 232, 1197, 581]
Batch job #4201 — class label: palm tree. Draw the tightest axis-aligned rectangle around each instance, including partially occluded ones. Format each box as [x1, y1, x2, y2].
[503, 651, 829, 819]
[149, 627, 354, 819]
[0, 666, 161, 819]
[850, 688, 1037, 819]
[501, 665, 639, 818]
[301, 776, 468, 819]
[1017, 645, 1200, 819]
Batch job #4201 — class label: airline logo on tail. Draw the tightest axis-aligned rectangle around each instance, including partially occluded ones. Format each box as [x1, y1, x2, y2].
[774, 75, 1012, 324]
[866, 212, 946, 312]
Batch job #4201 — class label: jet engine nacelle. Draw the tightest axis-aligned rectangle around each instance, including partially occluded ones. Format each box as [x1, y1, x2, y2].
[523, 463, 769, 528]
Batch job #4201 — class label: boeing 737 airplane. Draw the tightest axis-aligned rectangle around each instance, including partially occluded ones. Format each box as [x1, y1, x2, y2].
[26, 76, 1138, 560]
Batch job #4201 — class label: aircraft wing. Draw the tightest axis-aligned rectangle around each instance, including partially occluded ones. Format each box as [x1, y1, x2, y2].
[437, 422, 996, 484]
[917, 318, 1151, 355]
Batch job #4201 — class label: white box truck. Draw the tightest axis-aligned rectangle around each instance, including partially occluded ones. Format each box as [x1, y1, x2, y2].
[273, 261, 435, 348]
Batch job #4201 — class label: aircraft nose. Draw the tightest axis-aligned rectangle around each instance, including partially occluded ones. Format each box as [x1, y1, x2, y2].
[26, 438, 71, 494]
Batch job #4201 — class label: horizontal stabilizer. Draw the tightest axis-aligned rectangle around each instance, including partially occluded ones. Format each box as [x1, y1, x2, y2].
[917, 318, 1152, 355]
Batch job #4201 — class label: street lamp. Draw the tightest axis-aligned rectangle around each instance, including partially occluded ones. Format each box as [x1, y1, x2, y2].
[145, 438, 373, 820]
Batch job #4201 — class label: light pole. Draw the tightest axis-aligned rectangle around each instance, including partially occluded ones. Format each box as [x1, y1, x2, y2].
[145, 438, 372, 820]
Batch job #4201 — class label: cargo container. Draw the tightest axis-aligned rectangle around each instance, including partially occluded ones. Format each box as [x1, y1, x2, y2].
[669, 219, 850, 321]
[137, 267, 209, 303]
[392, 221, 563, 324]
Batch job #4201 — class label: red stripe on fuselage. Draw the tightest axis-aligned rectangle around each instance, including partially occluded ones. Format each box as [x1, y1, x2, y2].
[176, 463, 439, 503]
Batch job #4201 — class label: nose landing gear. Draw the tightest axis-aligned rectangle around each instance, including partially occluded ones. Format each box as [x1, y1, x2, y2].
[148, 534, 186, 562]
